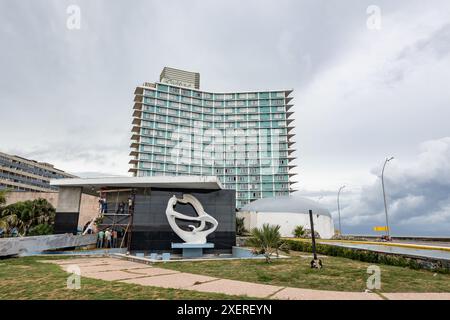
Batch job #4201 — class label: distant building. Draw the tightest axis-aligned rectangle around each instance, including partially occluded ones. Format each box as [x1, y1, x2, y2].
[130, 67, 296, 208]
[0, 151, 76, 192]
[238, 195, 335, 239]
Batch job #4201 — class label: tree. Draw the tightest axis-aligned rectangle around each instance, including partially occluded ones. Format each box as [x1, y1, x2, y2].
[293, 225, 305, 238]
[0, 198, 55, 237]
[0, 189, 8, 207]
[236, 217, 248, 236]
[246, 224, 288, 263]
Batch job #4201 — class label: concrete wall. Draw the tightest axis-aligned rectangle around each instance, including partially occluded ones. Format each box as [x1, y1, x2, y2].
[237, 211, 335, 239]
[0, 234, 96, 257]
[5, 191, 98, 229]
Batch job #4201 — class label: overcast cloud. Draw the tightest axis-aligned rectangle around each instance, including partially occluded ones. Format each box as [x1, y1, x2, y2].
[1, 0, 449, 235]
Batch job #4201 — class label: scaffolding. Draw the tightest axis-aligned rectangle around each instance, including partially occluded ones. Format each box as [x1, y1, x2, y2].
[84, 188, 135, 250]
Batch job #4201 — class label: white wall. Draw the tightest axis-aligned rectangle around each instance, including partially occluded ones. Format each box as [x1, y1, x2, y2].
[237, 211, 335, 239]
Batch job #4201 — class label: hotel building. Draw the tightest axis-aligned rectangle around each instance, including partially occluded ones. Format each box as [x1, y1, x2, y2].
[0, 151, 76, 192]
[129, 67, 296, 208]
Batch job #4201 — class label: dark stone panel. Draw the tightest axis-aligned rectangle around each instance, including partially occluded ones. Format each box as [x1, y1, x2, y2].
[54, 212, 79, 235]
[130, 188, 236, 251]
[130, 231, 236, 251]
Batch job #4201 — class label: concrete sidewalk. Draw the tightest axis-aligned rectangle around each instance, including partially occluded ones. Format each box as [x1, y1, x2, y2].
[44, 257, 450, 300]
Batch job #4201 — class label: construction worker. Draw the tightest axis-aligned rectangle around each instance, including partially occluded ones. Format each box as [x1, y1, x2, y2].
[112, 229, 118, 248]
[97, 230, 104, 248]
[105, 229, 112, 248]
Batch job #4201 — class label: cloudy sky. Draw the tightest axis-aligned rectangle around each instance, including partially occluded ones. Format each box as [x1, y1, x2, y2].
[1, 0, 449, 235]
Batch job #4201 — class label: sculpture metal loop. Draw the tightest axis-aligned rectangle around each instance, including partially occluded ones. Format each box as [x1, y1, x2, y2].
[165, 194, 218, 244]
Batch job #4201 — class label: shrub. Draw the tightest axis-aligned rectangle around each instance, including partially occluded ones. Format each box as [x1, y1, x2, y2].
[236, 217, 248, 236]
[284, 239, 450, 274]
[28, 224, 54, 236]
[293, 225, 305, 238]
[247, 224, 288, 263]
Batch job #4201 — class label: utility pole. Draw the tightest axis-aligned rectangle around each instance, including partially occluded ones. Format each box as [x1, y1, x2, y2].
[337, 185, 346, 235]
[309, 210, 322, 269]
[381, 157, 394, 239]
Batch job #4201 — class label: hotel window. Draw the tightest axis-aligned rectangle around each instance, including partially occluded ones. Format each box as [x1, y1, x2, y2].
[272, 99, 283, 105]
[157, 84, 169, 92]
[144, 97, 155, 104]
[248, 100, 258, 106]
[259, 92, 269, 99]
[144, 90, 156, 97]
[169, 87, 179, 94]
[158, 92, 168, 100]
[248, 93, 257, 99]
[192, 91, 201, 98]
[203, 93, 213, 99]
[156, 99, 166, 106]
[181, 89, 191, 96]
[169, 95, 179, 102]
[215, 94, 224, 100]
[238, 93, 247, 99]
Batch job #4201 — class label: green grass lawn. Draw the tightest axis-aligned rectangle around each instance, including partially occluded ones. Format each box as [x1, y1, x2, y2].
[158, 251, 450, 293]
[0, 256, 248, 300]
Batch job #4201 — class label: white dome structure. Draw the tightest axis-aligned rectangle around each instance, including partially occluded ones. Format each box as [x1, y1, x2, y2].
[237, 196, 335, 239]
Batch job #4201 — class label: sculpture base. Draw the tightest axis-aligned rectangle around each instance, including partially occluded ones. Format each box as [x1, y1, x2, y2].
[171, 242, 215, 258]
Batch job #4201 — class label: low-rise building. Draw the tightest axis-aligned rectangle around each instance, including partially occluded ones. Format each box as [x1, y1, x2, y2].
[0, 151, 75, 192]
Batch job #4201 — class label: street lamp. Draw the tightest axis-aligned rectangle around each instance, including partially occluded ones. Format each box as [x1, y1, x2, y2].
[337, 185, 346, 235]
[381, 157, 394, 239]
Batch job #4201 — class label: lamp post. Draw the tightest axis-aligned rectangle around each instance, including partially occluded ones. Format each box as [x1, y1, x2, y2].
[381, 157, 394, 239]
[337, 185, 345, 235]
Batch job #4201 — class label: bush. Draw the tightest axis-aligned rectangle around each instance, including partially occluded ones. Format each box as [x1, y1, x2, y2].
[247, 224, 288, 263]
[236, 217, 248, 236]
[28, 224, 54, 236]
[293, 225, 305, 238]
[284, 239, 449, 274]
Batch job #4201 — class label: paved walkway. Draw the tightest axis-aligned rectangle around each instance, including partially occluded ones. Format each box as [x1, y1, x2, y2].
[43, 257, 450, 300]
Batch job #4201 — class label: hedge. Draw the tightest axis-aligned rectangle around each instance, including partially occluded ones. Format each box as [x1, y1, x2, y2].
[283, 239, 449, 274]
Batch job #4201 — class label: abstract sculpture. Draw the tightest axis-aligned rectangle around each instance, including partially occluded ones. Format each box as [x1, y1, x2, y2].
[165, 194, 218, 244]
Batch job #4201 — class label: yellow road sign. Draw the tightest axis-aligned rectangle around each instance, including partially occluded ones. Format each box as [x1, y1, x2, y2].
[373, 226, 389, 232]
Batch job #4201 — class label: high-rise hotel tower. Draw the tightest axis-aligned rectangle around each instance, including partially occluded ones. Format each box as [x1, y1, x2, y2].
[130, 67, 296, 208]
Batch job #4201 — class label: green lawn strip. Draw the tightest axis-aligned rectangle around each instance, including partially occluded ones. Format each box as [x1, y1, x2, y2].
[0, 256, 252, 300]
[157, 252, 450, 293]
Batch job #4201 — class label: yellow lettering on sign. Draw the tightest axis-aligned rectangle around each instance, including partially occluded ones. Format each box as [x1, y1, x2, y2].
[373, 226, 389, 232]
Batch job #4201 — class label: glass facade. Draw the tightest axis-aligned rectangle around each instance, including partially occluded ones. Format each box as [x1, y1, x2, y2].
[130, 82, 296, 208]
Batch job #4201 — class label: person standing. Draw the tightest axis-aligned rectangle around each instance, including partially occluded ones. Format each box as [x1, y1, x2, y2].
[97, 230, 104, 248]
[112, 229, 118, 248]
[105, 229, 112, 248]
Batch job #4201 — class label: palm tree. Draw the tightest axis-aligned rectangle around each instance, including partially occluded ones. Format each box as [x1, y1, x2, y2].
[246, 223, 288, 263]
[0, 198, 55, 237]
